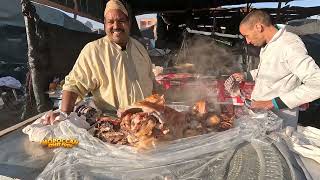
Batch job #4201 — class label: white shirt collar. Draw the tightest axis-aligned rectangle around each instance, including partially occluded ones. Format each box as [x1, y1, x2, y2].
[269, 27, 285, 44]
[261, 27, 285, 51]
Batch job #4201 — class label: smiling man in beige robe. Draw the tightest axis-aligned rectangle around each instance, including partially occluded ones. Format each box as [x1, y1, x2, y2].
[44, 0, 155, 124]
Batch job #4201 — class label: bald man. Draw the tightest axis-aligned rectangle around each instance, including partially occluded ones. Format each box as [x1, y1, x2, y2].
[43, 0, 156, 124]
[225, 10, 320, 128]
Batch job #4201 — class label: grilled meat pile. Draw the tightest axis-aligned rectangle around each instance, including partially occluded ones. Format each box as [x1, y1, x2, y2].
[184, 100, 234, 137]
[94, 94, 234, 150]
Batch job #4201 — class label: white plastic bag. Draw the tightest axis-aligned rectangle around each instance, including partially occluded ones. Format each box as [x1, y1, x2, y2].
[22, 112, 90, 142]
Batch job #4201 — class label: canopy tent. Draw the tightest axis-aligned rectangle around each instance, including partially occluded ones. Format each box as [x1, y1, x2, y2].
[31, 0, 293, 22]
[0, 0, 96, 85]
[25, 0, 320, 34]
[0, 0, 94, 32]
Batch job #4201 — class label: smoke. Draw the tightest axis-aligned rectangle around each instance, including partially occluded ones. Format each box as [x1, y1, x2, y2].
[174, 35, 241, 75]
[165, 35, 242, 107]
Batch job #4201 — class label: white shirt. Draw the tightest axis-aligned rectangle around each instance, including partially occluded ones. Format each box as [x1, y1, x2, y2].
[249, 28, 320, 127]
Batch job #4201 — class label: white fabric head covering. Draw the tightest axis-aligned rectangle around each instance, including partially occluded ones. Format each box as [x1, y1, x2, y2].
[104, 0, 128, 17]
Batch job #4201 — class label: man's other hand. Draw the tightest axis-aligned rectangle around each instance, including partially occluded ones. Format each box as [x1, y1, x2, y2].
[251, 100, 274, 110]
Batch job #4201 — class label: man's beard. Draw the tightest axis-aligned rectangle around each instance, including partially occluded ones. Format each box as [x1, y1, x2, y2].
[255, 40, 267, 47]
[112, 29, 125, 33]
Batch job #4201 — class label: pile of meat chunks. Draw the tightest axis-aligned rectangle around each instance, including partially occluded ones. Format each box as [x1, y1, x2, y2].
[94, 94, 234, 149]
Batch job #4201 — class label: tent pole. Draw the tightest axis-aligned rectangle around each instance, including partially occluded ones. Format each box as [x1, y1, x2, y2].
[21, 0, 51, 118]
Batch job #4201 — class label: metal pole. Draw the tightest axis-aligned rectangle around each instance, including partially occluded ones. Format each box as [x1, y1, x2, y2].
[276, 0, 282, 24]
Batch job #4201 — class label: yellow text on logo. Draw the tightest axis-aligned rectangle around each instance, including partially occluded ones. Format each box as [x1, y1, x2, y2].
[40, 138, 79, 148]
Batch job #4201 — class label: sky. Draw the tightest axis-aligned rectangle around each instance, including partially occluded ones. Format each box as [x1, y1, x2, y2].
[281, 0, 320, 7]
[223, 0, 320, 8]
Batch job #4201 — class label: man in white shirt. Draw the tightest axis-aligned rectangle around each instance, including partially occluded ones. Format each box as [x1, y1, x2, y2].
[226, 10, 320, 127]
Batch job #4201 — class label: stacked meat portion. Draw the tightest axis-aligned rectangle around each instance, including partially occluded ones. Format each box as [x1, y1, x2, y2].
[184, 100, 234, 137]
[94, 94, 234, 150]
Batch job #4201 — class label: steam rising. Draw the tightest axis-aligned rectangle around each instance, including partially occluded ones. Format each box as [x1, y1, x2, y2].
[165, 35, 242, 108]
[175, 35, 241, 75]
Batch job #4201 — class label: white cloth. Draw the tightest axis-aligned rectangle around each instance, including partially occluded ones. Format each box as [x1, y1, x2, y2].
[299, 156, 320, 180]
[248, 28, 320, 127]
[22, 112, 90, 142]
[285, 126, 320, 164]
[0, 76, 21, 89]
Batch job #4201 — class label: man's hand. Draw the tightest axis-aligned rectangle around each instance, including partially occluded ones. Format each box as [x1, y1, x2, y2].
[251, 100, 274, 110]
[42, 111, 60, 125]
[41, 91, 78, 125]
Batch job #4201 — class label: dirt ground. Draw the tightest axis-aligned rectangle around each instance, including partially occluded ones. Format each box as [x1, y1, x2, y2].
[0, 106, 24, 131]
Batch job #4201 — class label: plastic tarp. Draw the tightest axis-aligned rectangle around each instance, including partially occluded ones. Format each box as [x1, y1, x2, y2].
[34, 109, 292, 180]
[0, 76, 22, 89]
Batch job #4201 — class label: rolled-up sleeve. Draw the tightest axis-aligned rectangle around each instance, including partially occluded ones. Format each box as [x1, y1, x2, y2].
[279, 42, 320, 108]
[63, 44, 99, 99]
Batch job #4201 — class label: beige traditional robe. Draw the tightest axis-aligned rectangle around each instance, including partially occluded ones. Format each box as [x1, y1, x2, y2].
[63, 36, 154, 112]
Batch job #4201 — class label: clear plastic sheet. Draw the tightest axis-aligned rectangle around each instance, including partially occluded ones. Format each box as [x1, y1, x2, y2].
[36, 109, 284, 180]
[235, 110, 283, 140]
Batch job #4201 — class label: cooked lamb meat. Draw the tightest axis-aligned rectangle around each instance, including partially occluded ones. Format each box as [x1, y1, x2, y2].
[190, 100, 208, 119]
[98, 116, 122, 127]
[99, 131, 127, 144]
[219, 114, 234, 131]
[118, 94, 165, 118]
[94, 121, 127, 144]
[206, 113, 221, 128]
[94, 94, 234, 150]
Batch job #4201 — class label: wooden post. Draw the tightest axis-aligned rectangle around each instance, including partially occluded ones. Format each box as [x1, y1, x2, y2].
[21, 0, 51, 116]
